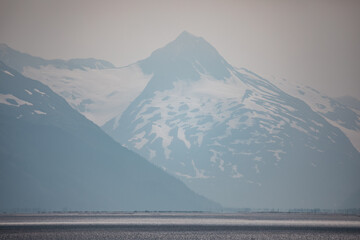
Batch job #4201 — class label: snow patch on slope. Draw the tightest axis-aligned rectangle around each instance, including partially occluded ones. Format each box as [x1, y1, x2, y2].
[3, 70, 14, 77]
[0, 94, 33, 107]
[177, 127, 191, 149]
[34, 110, 47, 115]
[151, 123, 173, 159]
[34, 88, 46, 95]
[325, 118, 360, 152]
[25, 89, 33, 95]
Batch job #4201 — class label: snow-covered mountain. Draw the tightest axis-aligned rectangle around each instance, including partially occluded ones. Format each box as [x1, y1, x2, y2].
[103, 31, 360, 209]
[0, 44, 151, 125]
[269, 75, 360, 152]
[0, 61, 219, 212]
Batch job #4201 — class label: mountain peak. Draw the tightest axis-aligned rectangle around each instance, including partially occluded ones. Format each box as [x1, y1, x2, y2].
[179, 30, 193, 36]
[143, 31, 224, 62]
[175, 31, 202, 42]
[138, 31, 232, 87]
[166, 31, 215, 57]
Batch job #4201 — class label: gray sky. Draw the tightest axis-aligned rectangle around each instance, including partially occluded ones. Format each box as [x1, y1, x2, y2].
[0, 0, 359, 98]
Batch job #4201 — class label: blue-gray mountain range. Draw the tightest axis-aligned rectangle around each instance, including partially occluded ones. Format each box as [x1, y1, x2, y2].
[0, 61, 220, 212]
[1, 32, 359, 210]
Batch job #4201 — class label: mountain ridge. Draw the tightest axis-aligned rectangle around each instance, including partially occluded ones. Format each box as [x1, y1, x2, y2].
[0, 43, 115, 72]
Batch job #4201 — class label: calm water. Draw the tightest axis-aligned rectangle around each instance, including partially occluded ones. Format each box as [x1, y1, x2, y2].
[1, 212, 359, 239]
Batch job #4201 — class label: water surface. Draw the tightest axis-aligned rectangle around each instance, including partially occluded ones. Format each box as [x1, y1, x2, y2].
[1, 212, 359, 239]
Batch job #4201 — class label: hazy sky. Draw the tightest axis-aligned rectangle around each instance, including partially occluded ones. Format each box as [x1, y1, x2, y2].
[0, 0, 359, 98]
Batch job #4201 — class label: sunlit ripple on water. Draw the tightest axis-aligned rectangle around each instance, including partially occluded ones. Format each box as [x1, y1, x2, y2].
[1, 217, 360, 228]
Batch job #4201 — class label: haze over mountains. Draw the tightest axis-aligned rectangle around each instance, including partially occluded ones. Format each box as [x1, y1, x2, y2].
[0, 61, 219, 212]
[1, 31, 359, 210]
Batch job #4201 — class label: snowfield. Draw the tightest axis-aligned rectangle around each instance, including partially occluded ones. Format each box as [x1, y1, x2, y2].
[23, 64, 152, 125]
